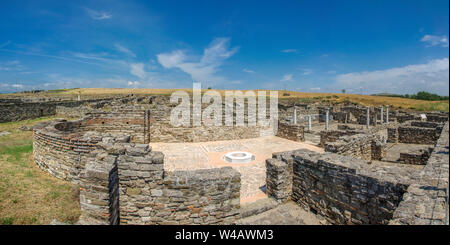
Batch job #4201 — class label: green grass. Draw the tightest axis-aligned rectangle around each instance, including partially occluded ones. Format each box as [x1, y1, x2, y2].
[410, 101, 449, 112]
[0, 116, 80, 225]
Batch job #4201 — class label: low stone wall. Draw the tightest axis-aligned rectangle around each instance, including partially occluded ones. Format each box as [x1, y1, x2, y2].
[319, 130, 364, 147]
[0, 101, 56, 123]
[399, 148, 432, 165]
[148, 96, 274, 143]
[268, 149, 418, 224]
[410, 121, 440, 128]
[390, 122, 449, 225]
[82, 107, 150, 144]
[277, 122, 305, 142]
[78, 141, 241, 225]
[0, 98, 113, 123]
[33, 120, 103, 183]
[397, 115, 416, 123]
[35, 118, 242, 225]
[324, 134, 386, 161]
[397, 126, 441, 144]
[426, 113, 448, 123]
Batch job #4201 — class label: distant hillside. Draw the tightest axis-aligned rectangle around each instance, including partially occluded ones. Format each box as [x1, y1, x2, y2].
[372, 91, 449, 101]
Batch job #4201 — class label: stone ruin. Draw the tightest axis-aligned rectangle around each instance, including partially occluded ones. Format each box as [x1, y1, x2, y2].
[2, 93, 446, 225]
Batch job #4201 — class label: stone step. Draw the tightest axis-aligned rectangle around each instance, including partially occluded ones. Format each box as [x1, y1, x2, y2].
[239, 197, 279, 219]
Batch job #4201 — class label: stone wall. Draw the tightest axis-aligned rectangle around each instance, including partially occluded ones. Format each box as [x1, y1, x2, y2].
[387, 127, 398, 143]
[34, 117, 242, 225]
[397, 126, 442, 144]
[426, 113, 448, 123]
[268, 149, 419, 224]
[0, 98, 112, 123]
[0, 101, 56, 123]
[324, 134, 386, 161]
[148, 95, 274, 143]
[399, 148, 432, 165]
[390, 122, 449, 225]
[266, 154, 293, 202]
[33, 120, 103, 183]
[277, 122, 305, 142]
[82, 107, 150, 144]
[319, 130, 364, 147]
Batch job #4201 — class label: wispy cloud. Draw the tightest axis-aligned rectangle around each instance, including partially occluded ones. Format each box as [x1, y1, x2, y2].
[280, 74, 293, 82]
[130, 63, 146, 79]
[420, 35, 449, 47]
[281, 49, 299, 53]
[300, 68, 313, 75]
[0, 60, 24, 71]
[157, 37, 239, 85]
[115, 44, 136, 57]
[243, 68, 255, 73]
[333, 58, 449, 95]
[0, 41, 11, 49]
[84, 8, 112, 20]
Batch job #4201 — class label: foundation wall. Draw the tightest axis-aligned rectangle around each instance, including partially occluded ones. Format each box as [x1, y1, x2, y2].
[287, 150, 414, 224]
[277, 122, 305, 142]
[390, 122, 449, 225]
[34, 118, 241, 225]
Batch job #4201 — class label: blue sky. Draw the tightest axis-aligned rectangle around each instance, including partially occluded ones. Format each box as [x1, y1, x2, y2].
[0, 0, 449, 95]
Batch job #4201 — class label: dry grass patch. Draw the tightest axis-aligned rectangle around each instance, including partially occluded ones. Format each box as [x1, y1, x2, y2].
[0, 117, 80, 225]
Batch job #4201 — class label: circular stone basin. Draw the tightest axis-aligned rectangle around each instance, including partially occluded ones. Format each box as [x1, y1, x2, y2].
[223, 151, 256, 164]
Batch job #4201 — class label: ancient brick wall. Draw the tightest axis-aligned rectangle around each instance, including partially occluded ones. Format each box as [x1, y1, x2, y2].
[277, 122, 305, 142]
[82, 107, 150, 144]
[0, 102, 56, 123]
[426, 113, 448, 123]
[148, 95, 274, 143]
[34, 118, 242, 225]
[397, 126, 441, 144]
[0, 98, 113, 123]
[324, 134, 386, 161]
[410, 121, 440, 128]
[390, 122, 449, 225]
[266, 153, 293, 202]
[319, 130, 364, 147]
[287, 150, 416, 224]
[33, 120, 101, 183]
[399, 148, 432, 165]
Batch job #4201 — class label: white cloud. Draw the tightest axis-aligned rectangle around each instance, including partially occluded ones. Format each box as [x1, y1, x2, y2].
[130, 63, 146, 79]
[115, 44, 136, 57]
[0, 60, 24, 71]
[281, 49, 299, 53]
[333, 58, 449, 95]
[157, 38, 239, 85]
[280, 74, 293, 82]
[420, 35, 449, 47]
[309, 87, 321, 91]
[84, 8, 112, 20]
[127, 81, 140, 88]
[243, 68, 255, 73]
[11, 84, 24, 89]
[301, 68, 313, 75]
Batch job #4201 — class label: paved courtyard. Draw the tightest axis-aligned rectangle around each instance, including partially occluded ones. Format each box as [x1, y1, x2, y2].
[150, 136, 323, 204]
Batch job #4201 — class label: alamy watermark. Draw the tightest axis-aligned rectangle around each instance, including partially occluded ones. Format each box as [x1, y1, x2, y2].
[170, 83, 279, 135]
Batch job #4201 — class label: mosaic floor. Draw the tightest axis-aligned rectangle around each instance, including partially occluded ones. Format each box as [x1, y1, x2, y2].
[150, 136, 323, 204]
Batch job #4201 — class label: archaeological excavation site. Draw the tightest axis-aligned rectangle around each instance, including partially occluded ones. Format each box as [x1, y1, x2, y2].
[1, 93, 448, 226]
